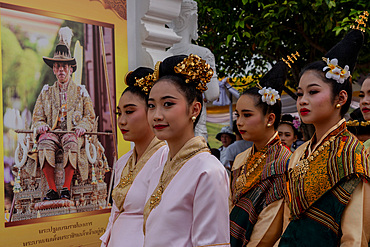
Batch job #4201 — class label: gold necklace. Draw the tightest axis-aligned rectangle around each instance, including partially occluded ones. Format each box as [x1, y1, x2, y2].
[234, 150, 267, 192]
[291, 136, 336, 180]
[149, 146, 209, 211]
[117, 155, 136, 189]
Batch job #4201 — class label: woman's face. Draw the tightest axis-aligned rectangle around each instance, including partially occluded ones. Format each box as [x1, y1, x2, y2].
[147, 80, 195, 143]
[116, 91, 152, 142]
[235, 94, 271, 143]
[297, 70, 337, 125]
[360, 78, 370, 121]
[278, 123, 296, 149]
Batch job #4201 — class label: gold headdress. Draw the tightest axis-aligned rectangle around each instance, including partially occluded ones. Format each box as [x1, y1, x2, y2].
[174, 54, 214, 93]
[153, 61, 161, 81]
[282, 51, 300, 68]
[125, 65, 160, 95]
[133, 73, 157, 95]
[350, 11, 369, 32]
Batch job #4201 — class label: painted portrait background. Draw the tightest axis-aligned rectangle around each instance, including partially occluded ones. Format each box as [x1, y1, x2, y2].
[1, 6, 116, 223]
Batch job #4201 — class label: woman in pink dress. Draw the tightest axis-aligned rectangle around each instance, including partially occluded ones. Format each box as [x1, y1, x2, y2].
[144, 54, 230, 247]
[100, 67, 167, 247]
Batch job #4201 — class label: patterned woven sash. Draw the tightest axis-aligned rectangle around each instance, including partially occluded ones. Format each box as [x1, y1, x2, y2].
[286, 122, 369, 219]
[230, 135, 291, 246]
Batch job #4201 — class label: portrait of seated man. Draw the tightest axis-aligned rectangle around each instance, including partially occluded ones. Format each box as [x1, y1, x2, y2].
[32, 27, 96, 201]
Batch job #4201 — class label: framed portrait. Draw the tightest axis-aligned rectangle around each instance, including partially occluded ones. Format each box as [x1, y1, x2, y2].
[0, 0, 128, 246]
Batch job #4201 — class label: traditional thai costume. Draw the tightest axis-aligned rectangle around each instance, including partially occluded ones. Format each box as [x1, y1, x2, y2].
[279, 119, 370, 246]
[230, 133, 291, 246]
[365, 139, 370, 153]
[33, 80, 95, 172]
[143, 136, 230, 247]
[100, 137, 167, 247]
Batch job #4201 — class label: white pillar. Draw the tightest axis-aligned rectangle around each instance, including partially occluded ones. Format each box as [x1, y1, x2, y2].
[127, 0, 182, 69]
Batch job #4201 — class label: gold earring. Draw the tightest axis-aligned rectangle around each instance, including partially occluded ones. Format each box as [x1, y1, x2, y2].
[267, 123, 272, 127]
[336, 103, 341, 109]
[192, 116, 196, 122]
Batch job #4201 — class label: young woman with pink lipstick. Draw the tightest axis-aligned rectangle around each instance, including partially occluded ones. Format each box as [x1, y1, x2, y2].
[143, 54, 230, 247]
[278, 29, 370, 246]
[229, 60, 292, 247]
[100, 67, 167, 247]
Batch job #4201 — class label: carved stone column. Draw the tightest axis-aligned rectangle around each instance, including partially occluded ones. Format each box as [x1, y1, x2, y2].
[127, 0, 182, 69]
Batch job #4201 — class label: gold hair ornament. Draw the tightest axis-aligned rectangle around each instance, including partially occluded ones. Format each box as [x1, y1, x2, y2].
[174, 54, 214, 93]
[350, 11, 369, 32]
[322, 57, 351, 84]
[154, 61, 161, 81]
[134, 73, 157, 95]
[282, 51, 300, 68]
[346, 120, 370, 126]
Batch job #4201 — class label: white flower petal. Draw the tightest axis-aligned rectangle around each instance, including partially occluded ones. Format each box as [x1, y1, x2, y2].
[331, 58, 338, 66]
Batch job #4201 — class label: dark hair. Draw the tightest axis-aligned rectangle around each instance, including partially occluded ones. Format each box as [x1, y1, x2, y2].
[242, 87, 282, 130]
[210, 148, 220, 160]
[299, 61, 352, 117]
[240, 60, 287, 130]
[279, 114, 298, 136]
[361, 73, 370, 85]
[122, 67, 154, 102]
[154, 55, 204, 126]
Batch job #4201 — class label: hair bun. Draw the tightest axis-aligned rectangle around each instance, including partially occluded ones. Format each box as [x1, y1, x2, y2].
[259, 60, 287, 95]
[158, 54, 213, 93]
[159, 55, 188, 79]
[324, 30, 364, 73]
[281, 114, 294, 123]
[125, 67, 154, 87]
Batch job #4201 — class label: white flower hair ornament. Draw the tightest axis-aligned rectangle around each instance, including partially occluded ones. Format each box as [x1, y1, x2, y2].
[322, 57, 351, 84]
[258, 87, 280, 105]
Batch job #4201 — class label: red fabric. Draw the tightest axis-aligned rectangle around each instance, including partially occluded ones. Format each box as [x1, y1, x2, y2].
[63, 164, 75, 190]
[42, 163, 57, 191]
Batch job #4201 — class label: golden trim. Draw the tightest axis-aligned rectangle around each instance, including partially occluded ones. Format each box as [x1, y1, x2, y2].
[0, 2, 114, 28]
[5, 208, 111, 227]
[92, 0, 127, 20]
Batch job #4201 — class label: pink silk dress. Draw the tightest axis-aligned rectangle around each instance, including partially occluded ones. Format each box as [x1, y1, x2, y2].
[100, 145, 168, 247]
[144, 150, 230, 247]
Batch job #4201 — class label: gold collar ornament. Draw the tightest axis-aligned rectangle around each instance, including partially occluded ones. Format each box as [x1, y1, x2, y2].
[346, 120, 370, 126]
[174, 54, 214, 93]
